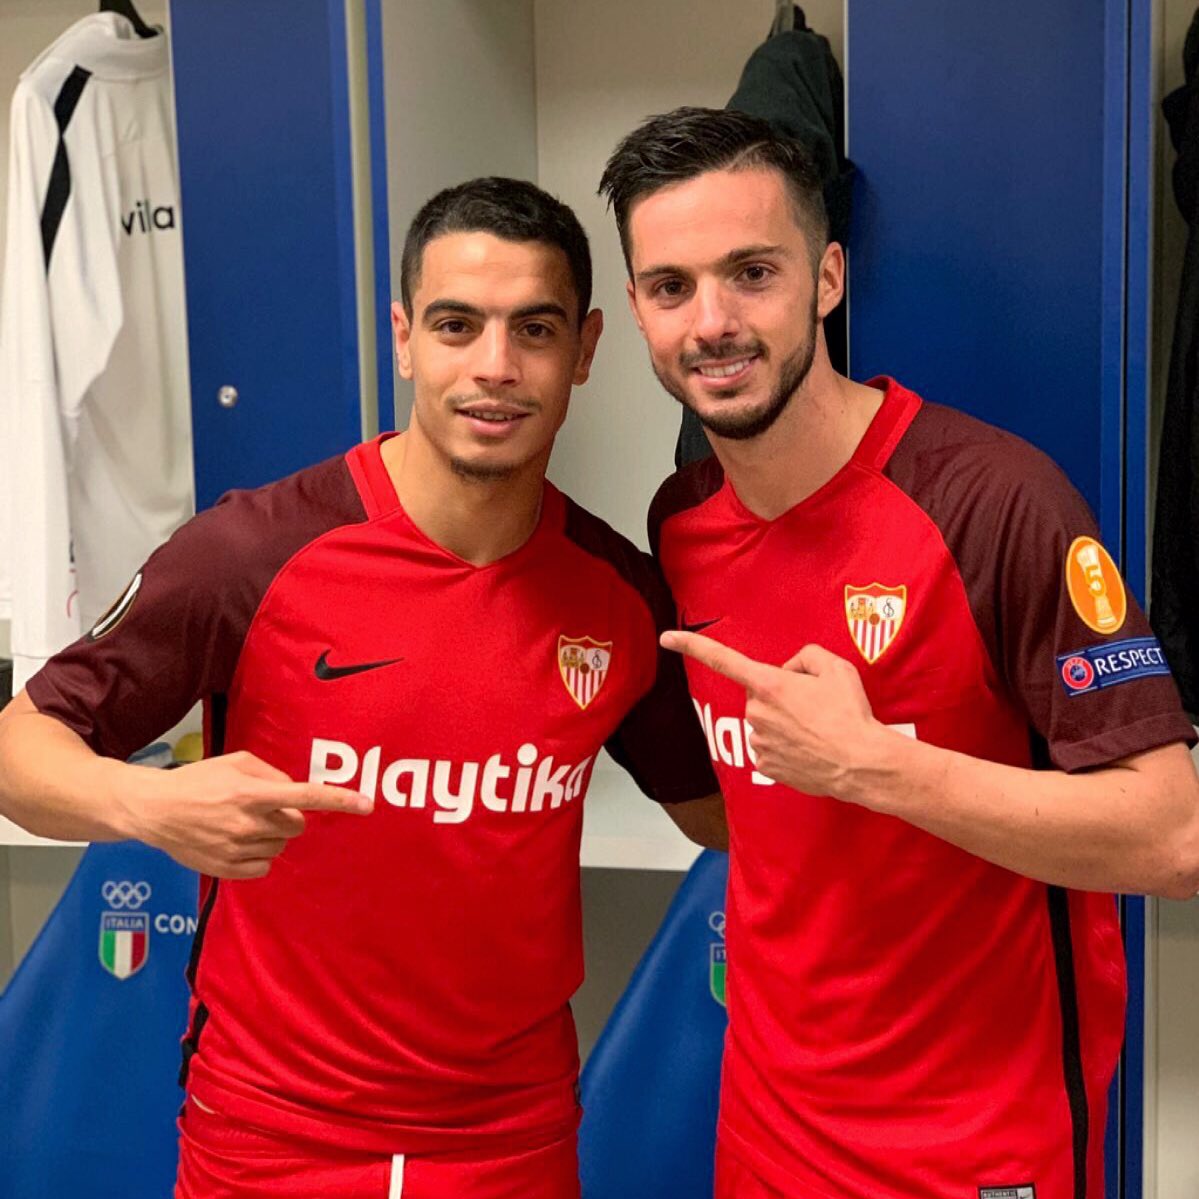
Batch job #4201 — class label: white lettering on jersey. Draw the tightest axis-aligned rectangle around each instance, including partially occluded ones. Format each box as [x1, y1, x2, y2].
[308, 739, 594, 824]
[694, 701, 775, 786]
[693, 700, 918, 786]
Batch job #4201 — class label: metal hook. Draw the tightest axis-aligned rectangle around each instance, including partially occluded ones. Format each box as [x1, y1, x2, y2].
[772, 1, 796, 35]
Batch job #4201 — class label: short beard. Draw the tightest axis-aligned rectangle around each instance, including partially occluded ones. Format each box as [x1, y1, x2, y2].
[655, 294, 819, 441]
[449, 456, 518, 483]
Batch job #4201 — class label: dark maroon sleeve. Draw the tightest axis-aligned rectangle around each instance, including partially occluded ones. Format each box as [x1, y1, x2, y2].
[647, 456, 724, 560]
[607, 558, 720, 803]
[564, 499, 718, 803]
[886, 404, 1195, 771]
[25, 455, 366, 761]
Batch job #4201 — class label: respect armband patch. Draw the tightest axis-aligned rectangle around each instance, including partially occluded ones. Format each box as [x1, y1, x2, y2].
[1057, 636, 1171, 697]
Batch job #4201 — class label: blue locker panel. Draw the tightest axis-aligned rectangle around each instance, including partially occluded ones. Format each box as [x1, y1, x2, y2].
[171, 0, 362, 509]
[366, 0, 396, 436]
[846, 1, 1121, 531]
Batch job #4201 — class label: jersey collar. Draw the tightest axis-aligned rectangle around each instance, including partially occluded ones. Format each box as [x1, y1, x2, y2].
[346, 434, 564, 570]
[719, 376, 923, 525]
[854, 376, 923, 471]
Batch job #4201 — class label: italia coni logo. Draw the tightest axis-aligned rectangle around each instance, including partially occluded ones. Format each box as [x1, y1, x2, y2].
[98, 881, 198, 981]
[709, 910, 727, 1007]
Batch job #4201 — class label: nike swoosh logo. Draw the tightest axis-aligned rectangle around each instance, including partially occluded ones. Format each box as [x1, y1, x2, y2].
[680, 616, 722, 634]
[314, 650, 403, 681]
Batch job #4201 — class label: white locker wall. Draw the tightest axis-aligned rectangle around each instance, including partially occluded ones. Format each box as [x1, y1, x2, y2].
[534, 0, 825, 544]
[380, 0, 538, 426]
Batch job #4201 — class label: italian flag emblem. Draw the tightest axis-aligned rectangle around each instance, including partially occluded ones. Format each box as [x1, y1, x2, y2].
[99, 912, 149, 980]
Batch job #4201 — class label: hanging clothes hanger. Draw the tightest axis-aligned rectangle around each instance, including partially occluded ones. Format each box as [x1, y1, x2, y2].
[771, 0, 797, 35]
[98, 0, 159, 39]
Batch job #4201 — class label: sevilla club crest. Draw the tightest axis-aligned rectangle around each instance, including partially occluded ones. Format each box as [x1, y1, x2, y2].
[558, 636, 612, 710]
[845, 584, 907, 664]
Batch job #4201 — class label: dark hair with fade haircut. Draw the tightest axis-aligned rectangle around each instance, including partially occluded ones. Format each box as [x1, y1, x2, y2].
[400, 176, 593, 324]
[598, 106, 829, 272]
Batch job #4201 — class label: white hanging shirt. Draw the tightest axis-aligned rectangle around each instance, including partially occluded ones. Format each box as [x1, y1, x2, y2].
[0, 13, 193, 690]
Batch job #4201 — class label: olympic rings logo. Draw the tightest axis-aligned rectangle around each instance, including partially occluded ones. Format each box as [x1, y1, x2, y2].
[101, 880, 152, 910]
[708, 911, 726, 939]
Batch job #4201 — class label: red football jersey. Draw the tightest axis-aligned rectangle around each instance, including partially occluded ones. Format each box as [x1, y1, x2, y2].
[29, 436, 716, 1155]
[650, 379, 1194, 1199]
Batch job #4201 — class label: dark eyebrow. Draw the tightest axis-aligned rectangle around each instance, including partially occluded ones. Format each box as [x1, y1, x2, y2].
[422, 299, 484, 325]
[511, 302, 570, 323]
[421, 299, 570, 325]
[635, 244, 788, 285]
[720, 243, 786, 267]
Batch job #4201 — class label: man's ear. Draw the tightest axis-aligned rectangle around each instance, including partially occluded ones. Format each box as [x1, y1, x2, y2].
[816, 243, 845, 320]
[625, 278, 648, 337]
[573, 308, 605, 385]
[392, 300, 414, 379]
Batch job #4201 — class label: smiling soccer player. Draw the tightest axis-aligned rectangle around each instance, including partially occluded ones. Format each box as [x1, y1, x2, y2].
[0, 177, 724, 1199]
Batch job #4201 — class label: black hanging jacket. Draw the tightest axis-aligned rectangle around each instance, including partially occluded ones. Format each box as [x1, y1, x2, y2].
[1152, 7, 1199, 717]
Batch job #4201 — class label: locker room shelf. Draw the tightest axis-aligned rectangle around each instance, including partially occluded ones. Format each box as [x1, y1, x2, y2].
[0, 758, 703, 870]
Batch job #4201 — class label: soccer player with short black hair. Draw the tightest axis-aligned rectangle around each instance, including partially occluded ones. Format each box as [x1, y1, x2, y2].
[601, 107, 1199, 1199]
[0, 175, 723, 1198]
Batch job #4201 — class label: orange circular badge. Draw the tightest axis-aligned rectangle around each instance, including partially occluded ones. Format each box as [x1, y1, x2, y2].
[1065, 536, 1126, 634]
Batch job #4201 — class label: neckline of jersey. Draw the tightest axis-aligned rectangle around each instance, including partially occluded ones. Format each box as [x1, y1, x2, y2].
[719, 375, 922, 526]
[31, 13, 169, 82]
[348, 433, 563, 573]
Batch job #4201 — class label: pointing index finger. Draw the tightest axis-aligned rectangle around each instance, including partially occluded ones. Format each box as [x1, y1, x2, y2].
[249, 783, 373, 815]
[660, 630, 770, 692]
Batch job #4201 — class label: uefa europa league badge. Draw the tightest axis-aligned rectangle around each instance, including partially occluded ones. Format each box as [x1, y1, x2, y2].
[1065, 536, 1126, 635]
